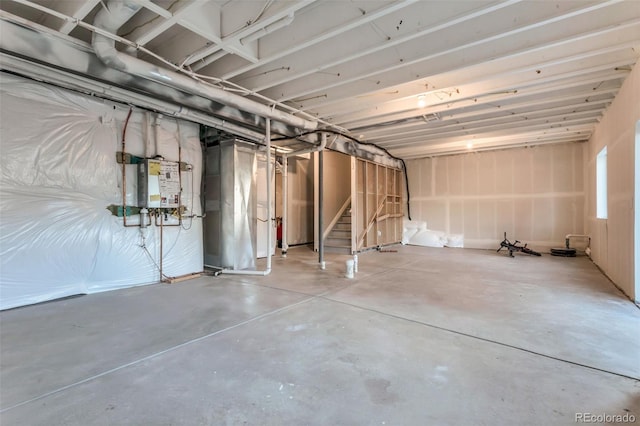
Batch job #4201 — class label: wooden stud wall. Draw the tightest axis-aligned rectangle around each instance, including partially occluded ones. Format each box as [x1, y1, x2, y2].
[355, 159, 403, 251]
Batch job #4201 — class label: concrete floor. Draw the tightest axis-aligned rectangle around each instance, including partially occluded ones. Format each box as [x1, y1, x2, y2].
[1, 245, 639, 425]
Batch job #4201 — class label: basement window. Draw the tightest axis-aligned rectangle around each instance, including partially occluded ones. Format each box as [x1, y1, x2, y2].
[596, 146, 607, 219]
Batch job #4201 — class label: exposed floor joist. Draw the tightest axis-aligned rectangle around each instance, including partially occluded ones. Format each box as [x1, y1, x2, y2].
[1, 0, 638, 157]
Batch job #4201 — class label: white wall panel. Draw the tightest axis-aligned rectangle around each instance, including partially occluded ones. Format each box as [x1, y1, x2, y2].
[496, 199, 515, 238]
[406, 158, 421, 198]
[533, 198, 554, 241]
[417, 158, 432, 198]
[554, 198, 575, 241]
[448, 156, 463, 196]
[513, 198, 534, 243]
[477, 200, 496, 240]
[585, 62, 639, 301]
[533, 148, 553, 193]
[494, 149, 514, 194]
[463, 199, 479, 240]
[407, 142, 585, 249]
[449, 200, 464, 235]
[512, 149, 533, 195]
[477, 154, 496, 196]
[434, 158, 448, 198]
[425, 200, 447, 232]
[462, 155, 479, 196]
[553, 144, 574, 193]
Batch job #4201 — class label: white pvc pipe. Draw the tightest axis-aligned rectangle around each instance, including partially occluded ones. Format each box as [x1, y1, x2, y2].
[222, 269, 271, 276]
[318, 134, 326, 267]
[282, 155, 288, 256]
[565, 234, 591, 249]
[92, 1, 317, 131]
[266, 118, 273, 273]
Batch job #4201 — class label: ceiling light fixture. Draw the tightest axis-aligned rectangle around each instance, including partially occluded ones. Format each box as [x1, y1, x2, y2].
[467, 142, 474, 149]
[417, 95, 426, 108]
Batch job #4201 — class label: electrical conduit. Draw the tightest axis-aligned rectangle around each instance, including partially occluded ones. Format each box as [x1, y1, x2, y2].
[318, 133, 326, 269]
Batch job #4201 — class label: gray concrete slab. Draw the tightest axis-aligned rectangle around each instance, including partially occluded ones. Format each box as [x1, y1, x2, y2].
[1, 245, 639, 425]
[1, 298, 638, 426]
[224, 249, 352, 296]
[0, 279, 308, 409]
[329, 246, 640, 379]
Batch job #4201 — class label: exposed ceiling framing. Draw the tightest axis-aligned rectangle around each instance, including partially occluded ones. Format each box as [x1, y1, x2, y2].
[1, 0, 638, 158]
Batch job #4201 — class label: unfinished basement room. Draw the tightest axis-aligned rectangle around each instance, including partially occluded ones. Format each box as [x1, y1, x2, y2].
[0, 1, 639, 425]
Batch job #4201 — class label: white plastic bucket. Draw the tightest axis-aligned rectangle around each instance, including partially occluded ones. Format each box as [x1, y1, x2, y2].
[345, 259, 355, 279]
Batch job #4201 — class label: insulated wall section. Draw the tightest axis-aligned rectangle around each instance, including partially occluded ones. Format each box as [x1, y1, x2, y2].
[0, 73, 203, 310]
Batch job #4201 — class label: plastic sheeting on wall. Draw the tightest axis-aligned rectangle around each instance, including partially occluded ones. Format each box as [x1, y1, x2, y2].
[0, 73, 203, 310]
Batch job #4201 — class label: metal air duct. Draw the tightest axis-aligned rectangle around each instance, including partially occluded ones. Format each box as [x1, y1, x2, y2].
[92, 1, 317, 132]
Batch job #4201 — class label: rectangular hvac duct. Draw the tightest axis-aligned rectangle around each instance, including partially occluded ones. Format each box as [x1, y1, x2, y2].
[203, 139, 257, 270]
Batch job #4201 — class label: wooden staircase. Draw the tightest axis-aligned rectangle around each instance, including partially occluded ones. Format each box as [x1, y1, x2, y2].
[324, 204, 353, 254]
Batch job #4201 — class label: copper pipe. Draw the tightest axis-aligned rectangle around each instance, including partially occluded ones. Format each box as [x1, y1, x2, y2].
[177, 124, 183, 226]
[159, 210, 164, 282]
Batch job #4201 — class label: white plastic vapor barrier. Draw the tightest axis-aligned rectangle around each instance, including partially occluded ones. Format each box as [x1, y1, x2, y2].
[0, 74, 203, 310]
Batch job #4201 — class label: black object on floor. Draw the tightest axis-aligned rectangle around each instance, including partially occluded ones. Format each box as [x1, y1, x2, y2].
[497, 232, 542, 257]
[550, 248, 577, 257]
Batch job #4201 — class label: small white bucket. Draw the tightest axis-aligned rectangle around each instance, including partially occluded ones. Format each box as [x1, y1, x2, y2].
[345, 259, 355, 279]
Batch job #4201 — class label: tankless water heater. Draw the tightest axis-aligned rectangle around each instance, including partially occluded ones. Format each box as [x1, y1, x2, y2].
[137, 159, 181, 208]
